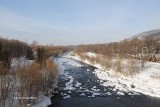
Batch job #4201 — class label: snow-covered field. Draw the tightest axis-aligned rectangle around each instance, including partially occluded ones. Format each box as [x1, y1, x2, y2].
[66, 52, 160, 98]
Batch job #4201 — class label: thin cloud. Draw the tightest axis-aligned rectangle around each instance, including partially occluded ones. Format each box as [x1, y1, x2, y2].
[0, 0, 160, 45]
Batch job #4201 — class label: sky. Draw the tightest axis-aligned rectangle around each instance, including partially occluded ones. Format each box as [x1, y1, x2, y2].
[0, 0, 160, 45]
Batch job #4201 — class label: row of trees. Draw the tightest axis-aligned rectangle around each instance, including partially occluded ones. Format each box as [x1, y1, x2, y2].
[0, 38, 68, 60]
[40, 45, 68, 57]
[75, 39, 160, 61]
[0, 38, 33, 59]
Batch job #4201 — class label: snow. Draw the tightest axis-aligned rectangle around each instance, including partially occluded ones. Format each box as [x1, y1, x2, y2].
[69, 52, 160, 98]
[64, 75, 75, 90]
[92, 92, 101, 96]
[63, 95, 71, 99]
[75, 81, 82, 87]
[137, 36, 145, 40]
[32, 94, 51, 107]
[80, 93, 86, 96]
[106, 92, 112, 95]
[11, 57, 33, 67]
[87, 69, 90, 71]
[91, 86, 100, 92]
[86, 52, 97, 57]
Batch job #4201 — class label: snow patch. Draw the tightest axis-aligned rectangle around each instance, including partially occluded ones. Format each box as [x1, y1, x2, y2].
[75, 81, 82, 87]
[63, 95, 71, 99]
[32, 92, 51, 107]
[64, 75, 75, 90]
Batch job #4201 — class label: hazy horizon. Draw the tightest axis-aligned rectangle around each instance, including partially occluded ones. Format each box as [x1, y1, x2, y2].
[0, 0, 160, 45]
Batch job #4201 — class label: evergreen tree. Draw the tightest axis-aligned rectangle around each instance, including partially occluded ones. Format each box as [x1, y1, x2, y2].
[0, 49, 11, 75]
[26, 47, 34, 60]
[36, 47, 46, 67]
[0, 41, 2, 52]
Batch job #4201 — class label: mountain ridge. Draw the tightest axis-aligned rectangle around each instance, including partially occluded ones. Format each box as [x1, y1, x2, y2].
[127, 29, 160, 41]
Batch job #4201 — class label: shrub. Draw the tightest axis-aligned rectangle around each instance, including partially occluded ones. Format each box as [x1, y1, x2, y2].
[0, 59, 58, 107]
[127, 59, 139, 76]
[113, 58, 122, 74]
[88, 56, 95, 65]
[141, 60, 145, 69]
[36, 47, 46, 67]
[41, 59, 57, 94]
[100, 55, 111, 70]
[94, 55, 101, 64]
[26, 47, 34, 60]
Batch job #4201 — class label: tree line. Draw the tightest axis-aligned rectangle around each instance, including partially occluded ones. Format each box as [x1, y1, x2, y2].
[0, 38, 33, 59]
[74, 39, 160, 61]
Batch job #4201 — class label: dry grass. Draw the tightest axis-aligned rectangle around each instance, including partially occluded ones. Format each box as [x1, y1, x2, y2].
[94, 55, 101, 64]
[100, 55, 112, 70]
[157, 58, 160, 63]
[141, 60, 145, 69]
[88, 56, 95, 65]
[78, 53, 86, 61]
[127, 59, 139, 76]
[75, 51, 143, 77]
[0, 59, 57, 107]
[113, 58, 122, 74]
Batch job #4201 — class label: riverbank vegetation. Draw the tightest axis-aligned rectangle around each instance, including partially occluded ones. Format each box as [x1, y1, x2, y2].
[0, 37, 67, 107]
[73, 38, 160, 76]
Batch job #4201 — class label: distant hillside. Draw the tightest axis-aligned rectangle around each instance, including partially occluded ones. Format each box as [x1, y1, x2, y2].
[127, 29, 160, 41]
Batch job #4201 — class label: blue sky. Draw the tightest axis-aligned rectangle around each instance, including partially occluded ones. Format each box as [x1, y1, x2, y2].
[0, 0, 160, 45]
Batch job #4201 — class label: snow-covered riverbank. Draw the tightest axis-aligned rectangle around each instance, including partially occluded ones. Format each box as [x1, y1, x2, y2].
[65, 52, 160, 98]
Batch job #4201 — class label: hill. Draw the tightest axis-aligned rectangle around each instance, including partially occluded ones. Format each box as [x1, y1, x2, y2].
[127, 29, 160, 41]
